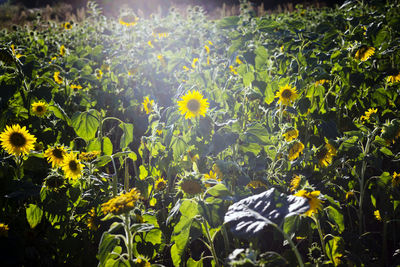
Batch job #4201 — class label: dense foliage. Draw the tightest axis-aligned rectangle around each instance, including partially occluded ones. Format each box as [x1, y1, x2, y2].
[1, 0, 400, 266]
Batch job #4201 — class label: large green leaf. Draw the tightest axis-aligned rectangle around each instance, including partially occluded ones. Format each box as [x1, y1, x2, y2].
[26, 204, 43, 229]
[119, 122, 134, 149]
[224, 188, 309, 237]
[71, 109, 100, 141]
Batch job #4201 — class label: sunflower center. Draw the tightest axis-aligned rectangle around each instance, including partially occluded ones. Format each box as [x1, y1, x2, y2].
[53, 148, 64, 159]
[10, 132, 26, 147]
[281, 89, 292, 99]
[187, 99, 200, 112]
[69, 160, 78, 171]
[147, 103, 152, 110]
[36, 106, 44, 112]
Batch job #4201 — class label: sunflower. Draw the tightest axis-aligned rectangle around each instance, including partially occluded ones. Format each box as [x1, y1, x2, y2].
[49, 56, 57, 64]
[294, 190, 323, 217]
[44, 173, 65, 190]
[177, 90, 209, 120]
[275, 84, 298, 106]
[288, 141, 305, 161]
[44, 145, 67, 168]
[60, 45, 66, 56]
[95, 69, 103, 79]
[179, 178, 203, 195]
[203, 170, 221, 187]
[61, 152, 84, 179]
[87, 207, 100, 231]
[70, 84, 83, 91]
[142, 97, 154, 114]
[191, 58, 199, 69]
[387, 73, 400, 84]
[79, 151, 100, 162]
[54, 72, 63, 84]
[235, 56, 243, 65]
[155, 177, 167, 191]
[246, 180, 268, 189]
[229, 65, 238, 75]
[283, 129, 299, 142]
[345, 190, 355, 201]
[148, 40, 154, 48]
[0, 223, 9, 237]
[374, 210, 381, 221]
[0, 124, 36, 156]
[360, 108, 377, 121]
[63, 22, 72, 30]
[316, 142, 336, 167]
[290, 175, 301, 192]
[157, 54, 166, 67]
[101, 188, 141, 215]
[119, 14, 139, 27]
[392, 172, 400, 187]
[315, 79, 329, 86]
[31, 100, 48, 117]
[355, 46, 375, 61]
[204, 45, 210, 54]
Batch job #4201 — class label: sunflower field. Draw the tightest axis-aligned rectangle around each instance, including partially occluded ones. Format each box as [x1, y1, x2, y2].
[1, 0, 400, 266]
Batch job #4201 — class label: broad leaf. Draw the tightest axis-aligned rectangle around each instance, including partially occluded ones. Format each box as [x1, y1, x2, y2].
[224, 188, 309, 237]
[26, 204, 43, 228]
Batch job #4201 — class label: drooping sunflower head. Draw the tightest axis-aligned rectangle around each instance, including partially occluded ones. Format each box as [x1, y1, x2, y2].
[155, 177, 167, 191]
[119, 14, 139, 27]
[288, 141, 305, 161]
[360, 108, 378, 122]
[290, 174, 301, 192]
[44, 172, 65, 190]
[381, 119, 400, 144]
[275, 84, 298, 106]
[87, 207, 100, 231]
[178, 177, 204, 196]
[61, 152, 84, 179]
[392, 172, 400, 187]
[142, 97, 154, 114]
[294, 190, 323, 217]
[316, 142, 336, 167]
[387, 72, 400, 84]
[95, 69, 103, 79]
[246, 180, 268, 189]
[177, 90, 209, 120]
[31, 100, 48, 117]
[283, 129, 299, 142]
[355, 46, 375, 61]
[44, 145, 67, 168]
[79, 151, 101, 162]
[0, 124, 36, 156]
[54, 72, 63, 84]
[101, 188, 141, 215]
[60, 45, 66, 56]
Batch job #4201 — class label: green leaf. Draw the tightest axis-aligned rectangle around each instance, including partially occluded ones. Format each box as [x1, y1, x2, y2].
[187, 257, 203, 267]
[242, 71, 255, 87]
[325, 206, 345, 233]
[88, 137, 113, 155]
[97, 232, 120, 265]
[255, 46, 268, 70]
[71, 109, 100, 141]
[139, 165, 148, 180]
[283, 215, 300, 235]
[380, 147, 393, 156]
[206, 183, 230, 198]
[26, 204, 43, 229]
[217, 16, 240, 28]
[128, 152, 137, 161]
[242, 123, 270, 145]
[325, 236, 344, 266]
[119, 122, 134, 149]
[48, 103, 71, 126]
[171, 136, 187, 161]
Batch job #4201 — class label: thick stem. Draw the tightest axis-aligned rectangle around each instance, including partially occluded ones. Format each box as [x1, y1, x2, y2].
[314, 216, 327, 257]
[273, 224, 304, 267]
[124, 213, 133, 261]
[203, 220, 221, 267]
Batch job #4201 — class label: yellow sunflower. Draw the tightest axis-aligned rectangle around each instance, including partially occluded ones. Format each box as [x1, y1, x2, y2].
[316, 142, 337, 167]
[31, 100, 48, 117]
[374, 210, 381, 221]
[229, 65, 238, 75]
[44, 145, 67, 168]
[283, 129, 299, 142]
[360, 108, 377, 121]
[203, 170, 221, 187]
[155, 177, 167, 191]
[63, 22, 72, 30]
[177, 90, 209, 120]
[315, 79, 329, 86]
[0, 124, 36, 156]
[191, 58, 199, 69]
[355, 46, 375, 61]
[387, 73, 400, 84]
[95, 69, 103, 79]
[294, 190, 323, 217]
[101, 188, 141, 215]
[79, 151, 100, 162]
[119, 14, 139, 27]
[275, 84, 298, 106]
[235, 56, 243, 65]
[71, 84, 83, 91]
[392, 172, 400, 187]
[290, 175, 301, 192]
[60, 45, 66, 56]
[142, 97, 154, 114]
[54, 72, 63, 84]
[87, 207, 100, 231]
[61, 152, 84, 179]
[288, 141, 305, 161]
[345, 190, 355, 201]
[204, 45, 210, 54]
[246, 180, 268, 189]
[0, 223, 9, 237]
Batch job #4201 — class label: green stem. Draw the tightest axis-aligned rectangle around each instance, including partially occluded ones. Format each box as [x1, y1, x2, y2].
[273, 223, 304, 267]
[124, 213, 133, 261]
[314, 216, 327, 257]
[202, 219, 221, 267]
[124, 157, 129, 192]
